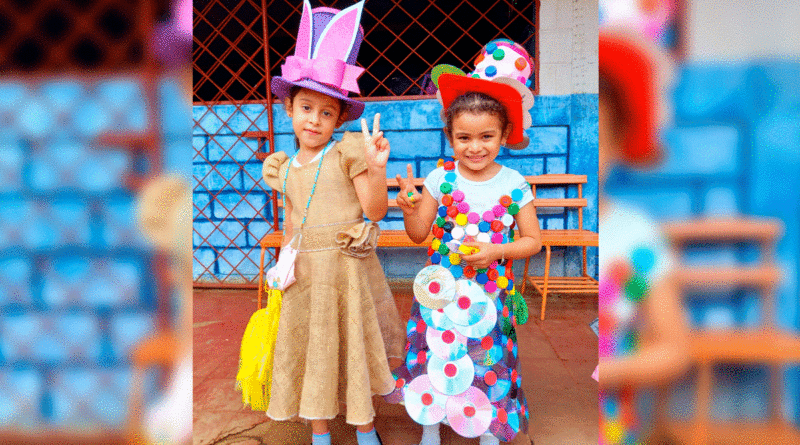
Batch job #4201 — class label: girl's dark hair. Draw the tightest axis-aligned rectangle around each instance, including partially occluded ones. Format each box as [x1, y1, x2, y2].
[599, 74, 628, 136]
[444, 92, 510, 138]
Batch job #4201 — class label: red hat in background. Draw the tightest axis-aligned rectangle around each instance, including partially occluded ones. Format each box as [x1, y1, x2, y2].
[599, 29, 671, 166]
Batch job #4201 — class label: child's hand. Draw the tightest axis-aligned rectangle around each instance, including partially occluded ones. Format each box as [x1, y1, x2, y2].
[362, 113, 389, 169]
[396, 164, 421, 215]
[460, 242, 502, 269]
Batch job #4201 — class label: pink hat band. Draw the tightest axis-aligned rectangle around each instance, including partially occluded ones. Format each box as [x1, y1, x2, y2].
[281, 55, 365, 95]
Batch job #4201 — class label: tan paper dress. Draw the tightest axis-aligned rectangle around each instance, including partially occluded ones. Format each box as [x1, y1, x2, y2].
[261, 132, 405, 425]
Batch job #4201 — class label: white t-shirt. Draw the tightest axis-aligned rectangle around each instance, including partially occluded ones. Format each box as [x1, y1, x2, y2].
[599, 201, 673, 285]
[423, 162, 534, 218]
[599, 200, 674, 332]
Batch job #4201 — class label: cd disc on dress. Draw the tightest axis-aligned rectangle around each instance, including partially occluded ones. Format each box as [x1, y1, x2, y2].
[406, 349, 429, 375]
[406, 317, 428, 350]
[474, 364, 512, 402]
[384, 365, 413, 404]
[454, 299, 498, 339]
[404, 375, 448, 425]
[516, 388, 529, 433]
[467, 333, 504, 367]
[489, 399, 521, 441]
[427, 354, 475, 395]
[414, 265, 457, 309]
[420, 305, 456, 331]
[443, 280, 489, 325]
[445, 386, 493, 438]
[426, 327, 468, 361]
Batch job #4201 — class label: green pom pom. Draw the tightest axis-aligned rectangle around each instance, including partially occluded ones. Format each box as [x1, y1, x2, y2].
[622, 331, 639, 353]
[440, 182, 452, 194]
[436, 217, 446, 227]
[624, 275, 648, 302]
[513, 291, 529, 325]
[501, 316, 513, 336]
[438, 243, 450, 255]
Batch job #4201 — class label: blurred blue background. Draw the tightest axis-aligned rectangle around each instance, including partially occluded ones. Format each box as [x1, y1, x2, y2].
[602, 0, 800, 428]
[0, 76, 189, 430]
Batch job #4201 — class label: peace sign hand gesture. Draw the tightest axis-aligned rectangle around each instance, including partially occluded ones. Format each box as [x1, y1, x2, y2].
[396, 163, 421, 215]
[361, 113, 390, 169]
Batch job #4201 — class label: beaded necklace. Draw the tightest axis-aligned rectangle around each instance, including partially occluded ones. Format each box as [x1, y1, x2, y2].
[281, 140, 334, 245]
[428, 159, 525, 295]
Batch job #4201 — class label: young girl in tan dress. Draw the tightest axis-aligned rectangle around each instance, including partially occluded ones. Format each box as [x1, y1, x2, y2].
[258, 2, 404, 444]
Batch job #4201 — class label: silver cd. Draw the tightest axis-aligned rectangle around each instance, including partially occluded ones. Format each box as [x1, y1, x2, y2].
[426, 326, 468, 361]
[445, 386, 493, 438]
[413, 265, 457, 310]
[454, 298, 497, 339]
[420, 305, 456, 331]
[443, 280, 489, 325]
[404, 375, 447, 425]
[427, 354, 475, 396]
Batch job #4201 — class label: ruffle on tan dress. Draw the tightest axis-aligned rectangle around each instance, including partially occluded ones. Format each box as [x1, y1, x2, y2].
[261, 132, 405, 425]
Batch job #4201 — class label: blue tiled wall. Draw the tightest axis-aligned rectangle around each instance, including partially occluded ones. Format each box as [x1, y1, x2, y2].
[0, 77, 187, 429]
[605, 61, 800, 422]
[193, 94, 599, 282]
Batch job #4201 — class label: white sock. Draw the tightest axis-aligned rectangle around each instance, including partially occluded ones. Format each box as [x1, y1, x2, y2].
[419, 422, 441, 445]
[479, 433, 500, 445]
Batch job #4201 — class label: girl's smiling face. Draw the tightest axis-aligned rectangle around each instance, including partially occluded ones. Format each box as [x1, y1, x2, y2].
[285, 88, 346, 151]
[447, 111, 509, 181]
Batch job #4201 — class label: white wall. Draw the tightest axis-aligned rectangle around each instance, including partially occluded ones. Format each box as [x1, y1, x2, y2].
[686, 0, 800, 61]
[539, 0, 599, 95]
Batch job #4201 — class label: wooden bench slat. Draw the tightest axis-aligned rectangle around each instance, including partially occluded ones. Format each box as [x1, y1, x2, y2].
[664, 218, 782, 243]
[527, 174, 587, 185]
[540, 229, 597, 246]
[690, 330, 800, 363]
[533, 198, 587, 208]
[275, 197, 588, 209]
[674, 266, 780, 288]
[259, 230, 433, 248]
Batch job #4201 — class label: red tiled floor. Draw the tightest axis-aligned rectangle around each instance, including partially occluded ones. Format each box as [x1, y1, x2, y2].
[194, 286, 598, 445]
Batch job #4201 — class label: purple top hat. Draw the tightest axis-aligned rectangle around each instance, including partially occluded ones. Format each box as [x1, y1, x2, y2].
[271, 0, 367, 121]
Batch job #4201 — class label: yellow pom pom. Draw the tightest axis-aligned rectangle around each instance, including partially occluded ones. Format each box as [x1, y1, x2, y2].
[449, 253, 461, 265]
[455, 213, 468, 226]
[497, 277, 509, 288]
[437, 158, 445, 168]
[432, 239, 441, 250]
[459, 245, 479, 255]
[604, 420, 624, 443]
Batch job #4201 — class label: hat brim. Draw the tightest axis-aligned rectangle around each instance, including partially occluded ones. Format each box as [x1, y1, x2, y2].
[437, 73, 526, 147]
[271, 76, 365, 122]
[599, 30, 665, 167]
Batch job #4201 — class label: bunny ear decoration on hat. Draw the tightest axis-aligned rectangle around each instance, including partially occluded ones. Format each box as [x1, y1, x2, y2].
[271, 0, 368, 121]
[312, 1, 364, 62]
[294, 0, 314, 59]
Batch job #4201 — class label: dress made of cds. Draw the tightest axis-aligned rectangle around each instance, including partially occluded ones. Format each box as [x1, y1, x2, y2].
[598, 202, 673, 444]
[260, 132, 406, 426]
[386, 160, 533, 441]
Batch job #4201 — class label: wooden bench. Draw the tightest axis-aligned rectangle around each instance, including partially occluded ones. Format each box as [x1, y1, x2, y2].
[518, 174, 598, 320]
[255, 170, 598, 311]
[656, 217, 800, 445]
